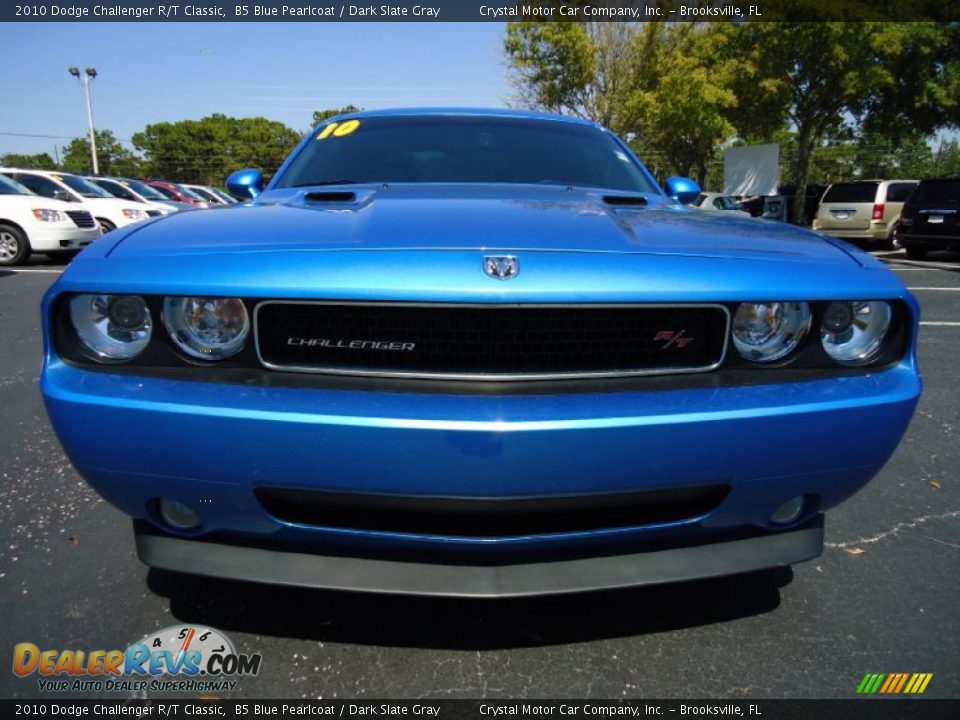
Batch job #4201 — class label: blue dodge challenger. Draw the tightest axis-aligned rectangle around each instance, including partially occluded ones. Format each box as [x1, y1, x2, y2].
[40, 109, 922, 597]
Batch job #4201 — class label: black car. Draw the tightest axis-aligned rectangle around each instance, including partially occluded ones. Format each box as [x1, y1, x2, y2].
[895, 178, 960, 259]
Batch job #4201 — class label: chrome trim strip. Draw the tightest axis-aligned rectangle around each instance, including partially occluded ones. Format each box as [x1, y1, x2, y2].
[253, 301, 732, 381]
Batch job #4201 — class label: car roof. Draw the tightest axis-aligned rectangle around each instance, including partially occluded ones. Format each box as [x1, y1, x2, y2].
[318, 107, 600, 129]
[0, 168, 79, 178]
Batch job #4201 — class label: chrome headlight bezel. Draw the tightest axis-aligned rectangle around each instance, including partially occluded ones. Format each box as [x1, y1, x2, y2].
[161, 297, 250, 361]
[820, 301, 893, 366]
[731, 301, 812, 364]
[67, 294, 152, 363]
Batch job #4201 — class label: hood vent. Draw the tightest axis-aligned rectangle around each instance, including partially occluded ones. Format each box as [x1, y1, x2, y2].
[304, 191, 357, 203]
[603, 195, 648, 207]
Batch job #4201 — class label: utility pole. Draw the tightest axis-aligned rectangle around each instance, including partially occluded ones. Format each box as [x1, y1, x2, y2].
[68, 66, 99, 174]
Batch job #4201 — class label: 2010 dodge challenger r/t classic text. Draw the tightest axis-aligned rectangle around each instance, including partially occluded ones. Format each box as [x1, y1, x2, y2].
[40, 110, 922, 597]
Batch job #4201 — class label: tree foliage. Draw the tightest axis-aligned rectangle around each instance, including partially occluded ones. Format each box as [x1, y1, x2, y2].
[717, 21, 957, 221]
[0, 152, 57, 170]
[505, 20, 958, 222]
[61, 129, 142, 176]
[505, 22, 738, 184]
[132, 114, 301, 185]
[312, 105, 362, 127]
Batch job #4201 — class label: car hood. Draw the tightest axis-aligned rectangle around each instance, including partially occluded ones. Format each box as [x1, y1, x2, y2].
[0, 194, 77, 211]
[107, 184, 858, 265]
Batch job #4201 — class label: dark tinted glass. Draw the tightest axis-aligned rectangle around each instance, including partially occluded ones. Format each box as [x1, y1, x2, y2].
[885, 182, 917, 203]
[14, 174, 62, 198]
[277, 116, 656, 193]
[95, 178, 137, 201]
[822, 182, 879, 203]
[151, 185, 178, 200]
[912, 180, 960, 205]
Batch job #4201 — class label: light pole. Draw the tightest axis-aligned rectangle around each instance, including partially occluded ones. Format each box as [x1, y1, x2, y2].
[68, 66, 99, 174]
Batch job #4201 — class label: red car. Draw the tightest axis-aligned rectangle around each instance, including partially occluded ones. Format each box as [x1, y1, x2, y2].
[143, 180, 210, 209]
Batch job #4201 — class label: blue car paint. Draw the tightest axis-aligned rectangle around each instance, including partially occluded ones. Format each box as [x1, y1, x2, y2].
[39, 109, 922, 588]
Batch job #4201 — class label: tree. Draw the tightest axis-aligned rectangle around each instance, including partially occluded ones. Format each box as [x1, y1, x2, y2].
[719, 22, 958, 223]
[625, 26, 737, 185]
[931, 138, 960, 177]
[132, 114, 301, 185]
[504, 22, 636, 131]
[312, 105, 362, 127]
[505, 22, 739, 183]
[0, 152, 57, 170]
[61, 130, 142, 176]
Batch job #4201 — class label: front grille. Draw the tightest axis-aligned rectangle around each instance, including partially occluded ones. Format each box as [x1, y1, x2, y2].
[255, 485, 730, 537]
[146, 210, 162, 217]
[65, 210, 95, 229]
[254, 302, 729, 379]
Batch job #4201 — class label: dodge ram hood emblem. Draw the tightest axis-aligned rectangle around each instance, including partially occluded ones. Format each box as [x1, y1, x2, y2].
[484, 255, 519, 280]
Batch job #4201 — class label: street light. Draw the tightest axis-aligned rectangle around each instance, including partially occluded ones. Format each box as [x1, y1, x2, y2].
[68, 66, 99, 174]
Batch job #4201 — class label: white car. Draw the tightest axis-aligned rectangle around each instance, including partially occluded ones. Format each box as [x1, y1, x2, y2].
[694, 192, 752, 218]
[85, 176, 180, 216]
[0, 173, 101, 266]
[1, 169, 153, 234]
[183, 184, 235, 205]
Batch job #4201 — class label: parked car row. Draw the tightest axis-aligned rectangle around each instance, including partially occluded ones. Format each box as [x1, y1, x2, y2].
[702, 176, 958, 262]
[0, 167, 239, 265]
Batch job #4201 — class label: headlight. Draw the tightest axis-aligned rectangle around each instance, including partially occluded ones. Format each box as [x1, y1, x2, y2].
[732, 302, 811, 363]
[32, 209, 66, 222]
[821, 301, 891, 365]
[162, 297, 249, 360]
[68, 294, 152, 362]
[122, 209, 146, 220]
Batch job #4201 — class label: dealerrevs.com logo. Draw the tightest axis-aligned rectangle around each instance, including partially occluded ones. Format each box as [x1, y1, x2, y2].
[13, 625, 262, 693]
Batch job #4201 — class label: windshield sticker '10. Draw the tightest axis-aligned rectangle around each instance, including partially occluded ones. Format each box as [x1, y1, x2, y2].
[316, 120, 361, 140]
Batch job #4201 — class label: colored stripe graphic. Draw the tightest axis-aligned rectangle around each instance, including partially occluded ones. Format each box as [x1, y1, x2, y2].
[858, 673, 933, 694]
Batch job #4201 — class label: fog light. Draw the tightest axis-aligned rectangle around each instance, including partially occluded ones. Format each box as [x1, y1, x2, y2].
[770, 496, 806, 526]
[158, 499, 201, 531]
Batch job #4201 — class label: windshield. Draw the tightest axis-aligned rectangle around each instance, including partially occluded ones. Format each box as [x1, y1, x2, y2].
[55, 174, 114, 198]
[0, 174, 32, 195]
[276, 115, 658, 193]
[94, 178, 139, 202]
[715, 196, 739, 210]
[123, 179, 168, 201]
[211, 188, 236, 203]
[176, 184, 207, 201]
[188, 186, 220, 202]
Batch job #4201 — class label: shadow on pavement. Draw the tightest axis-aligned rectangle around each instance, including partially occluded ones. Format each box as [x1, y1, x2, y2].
[148, 565, 792, 650]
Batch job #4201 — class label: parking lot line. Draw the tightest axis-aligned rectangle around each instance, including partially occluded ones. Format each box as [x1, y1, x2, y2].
[920, 321, 960, 327]
[908, 287, 960, 292]
[2, 268, 63, 274]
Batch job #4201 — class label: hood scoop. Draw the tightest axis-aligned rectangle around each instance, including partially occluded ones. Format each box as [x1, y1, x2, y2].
[304, 191, 357, 203]
[602, 195, 648, 207]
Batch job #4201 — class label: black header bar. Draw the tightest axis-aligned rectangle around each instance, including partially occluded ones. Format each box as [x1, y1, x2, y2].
[3, 0, 958, 23]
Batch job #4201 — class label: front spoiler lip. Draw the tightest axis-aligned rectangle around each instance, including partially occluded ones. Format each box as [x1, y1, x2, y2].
[135, 518, 823, 598]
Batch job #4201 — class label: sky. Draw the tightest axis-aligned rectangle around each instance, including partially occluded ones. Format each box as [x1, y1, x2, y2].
[0, 22, 511, 157]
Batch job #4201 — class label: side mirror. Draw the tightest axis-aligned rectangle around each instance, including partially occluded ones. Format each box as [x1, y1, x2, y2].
[53, 189, 74, 202]
[664, 176, 702, 206]
[226, 168, 264, 201]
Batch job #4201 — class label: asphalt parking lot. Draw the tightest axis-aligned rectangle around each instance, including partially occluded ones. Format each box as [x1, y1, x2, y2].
[1, 250, 958, 700]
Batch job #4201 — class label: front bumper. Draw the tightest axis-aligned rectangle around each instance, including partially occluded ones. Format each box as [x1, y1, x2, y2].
[29, 225, 101, 253]
[136, 519, 823, 598]
[41, 355, 920, 594]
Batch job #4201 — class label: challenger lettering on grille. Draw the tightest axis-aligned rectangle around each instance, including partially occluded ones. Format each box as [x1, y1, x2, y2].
[287, 338, 416, 352]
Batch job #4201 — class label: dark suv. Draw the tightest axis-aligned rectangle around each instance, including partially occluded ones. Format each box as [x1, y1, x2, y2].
[895, 178, 960, 260]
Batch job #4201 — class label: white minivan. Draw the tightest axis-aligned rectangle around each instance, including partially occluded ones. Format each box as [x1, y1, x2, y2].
[0, 174, 101, 266]
[1, 169, 153, 235]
